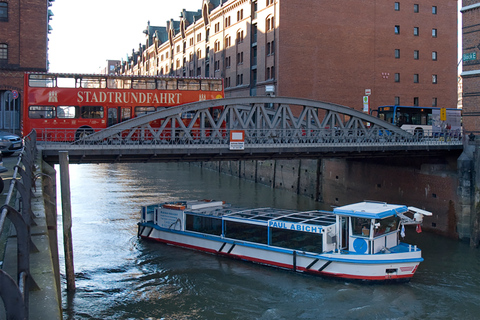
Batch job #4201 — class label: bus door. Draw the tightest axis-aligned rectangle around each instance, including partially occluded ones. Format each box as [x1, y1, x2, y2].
[107, 107, 119, 127]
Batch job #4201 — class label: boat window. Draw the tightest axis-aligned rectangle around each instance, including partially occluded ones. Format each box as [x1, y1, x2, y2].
[373, 216, 400, 237]
[271, 229, 323, 253]
[225, 221, 267, 244]
[185, 214, 222, 235]
[352, 217, 371, 237]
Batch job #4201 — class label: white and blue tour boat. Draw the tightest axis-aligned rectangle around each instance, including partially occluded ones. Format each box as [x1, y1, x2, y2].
[137, 200, 431, 282]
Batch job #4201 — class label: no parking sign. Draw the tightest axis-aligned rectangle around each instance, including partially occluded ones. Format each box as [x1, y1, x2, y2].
[11, 90, 18, 99]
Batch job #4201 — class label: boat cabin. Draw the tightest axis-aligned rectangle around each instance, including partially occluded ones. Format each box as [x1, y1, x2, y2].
[140, 200, 427, 255]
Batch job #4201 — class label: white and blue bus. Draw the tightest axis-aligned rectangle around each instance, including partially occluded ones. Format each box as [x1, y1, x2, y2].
[373, 105, 462, 136]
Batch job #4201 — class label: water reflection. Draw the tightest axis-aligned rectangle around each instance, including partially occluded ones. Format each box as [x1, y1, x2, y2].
[58, 162, 480, 319]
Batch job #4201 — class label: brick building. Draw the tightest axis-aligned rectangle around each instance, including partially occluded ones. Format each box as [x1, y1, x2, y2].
[0, 0, 53, 132]
[461, 1, 480, 134]
[119, 0, 458, 113]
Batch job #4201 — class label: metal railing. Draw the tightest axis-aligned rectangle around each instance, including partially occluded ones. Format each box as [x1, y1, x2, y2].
[0, 130, 38, 320]
[35, 127, 463, 148]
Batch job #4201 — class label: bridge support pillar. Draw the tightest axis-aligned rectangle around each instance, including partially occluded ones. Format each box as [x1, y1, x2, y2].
[458, 138, 480, 247]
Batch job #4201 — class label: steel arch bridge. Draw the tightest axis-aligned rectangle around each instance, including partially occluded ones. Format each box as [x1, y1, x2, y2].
[38, 96, 463, 164]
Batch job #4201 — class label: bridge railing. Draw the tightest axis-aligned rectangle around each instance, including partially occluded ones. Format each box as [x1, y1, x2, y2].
[0, 130, 38, 320]
[34, 127, 463, 147]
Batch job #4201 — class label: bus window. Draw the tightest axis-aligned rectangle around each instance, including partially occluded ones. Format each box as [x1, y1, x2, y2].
[178, 79, 200, 90]
[57, 106, 78, 119]
[121, 107, 131, 121]
[29, 106, 55, 119]
[81, 106, 104, 119]
[135, 106, 156, 116]
[56, 77, 77, 88]
[107, 78, 131, 89]
[132, 79, 156, 89]
[80, 77, 107, 89]
[29, 74, 56, 87]
[201, 79, 223, 91]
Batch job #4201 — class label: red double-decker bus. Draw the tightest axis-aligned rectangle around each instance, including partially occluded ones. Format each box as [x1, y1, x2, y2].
[22, 72, 224, 141]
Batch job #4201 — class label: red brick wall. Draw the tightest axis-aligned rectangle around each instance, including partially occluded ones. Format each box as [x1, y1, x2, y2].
[0, 0, 48, 92]
[461, 2, 480, 133]
[278, 0, 458, 112]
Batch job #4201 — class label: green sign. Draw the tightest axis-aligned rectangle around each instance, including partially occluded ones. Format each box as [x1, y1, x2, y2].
[463, 52, 477, 62]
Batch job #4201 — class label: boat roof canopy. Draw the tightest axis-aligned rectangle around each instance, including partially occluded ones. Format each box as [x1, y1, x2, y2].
[333, 202, 408, 219]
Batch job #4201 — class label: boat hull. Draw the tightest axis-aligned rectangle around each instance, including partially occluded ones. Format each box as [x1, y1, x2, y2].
[138, 223, 422, 282]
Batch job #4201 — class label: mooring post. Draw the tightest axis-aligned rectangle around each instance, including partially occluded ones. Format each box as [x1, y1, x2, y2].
[59, 151, 76, 291]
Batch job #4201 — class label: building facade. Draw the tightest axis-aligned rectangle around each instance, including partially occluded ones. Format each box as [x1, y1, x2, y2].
[461, 1, 480, 134]
[0, 0, 53, 132]
[119, 0, 458, 113]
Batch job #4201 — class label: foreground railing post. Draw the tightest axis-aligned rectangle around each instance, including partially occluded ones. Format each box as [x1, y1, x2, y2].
[59, 151, 76, 292]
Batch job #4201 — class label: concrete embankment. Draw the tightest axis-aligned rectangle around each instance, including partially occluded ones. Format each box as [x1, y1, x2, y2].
[0, 154, 61, 320]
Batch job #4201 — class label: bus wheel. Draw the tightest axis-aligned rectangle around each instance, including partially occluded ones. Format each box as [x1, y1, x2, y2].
[414, 128, 424, 138]
[75, 128, 94, 141]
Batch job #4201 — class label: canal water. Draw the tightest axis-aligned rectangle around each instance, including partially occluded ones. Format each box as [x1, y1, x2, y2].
[58, 162, 480, 319]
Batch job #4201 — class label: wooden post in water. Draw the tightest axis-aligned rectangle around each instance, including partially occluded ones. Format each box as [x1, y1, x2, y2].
[59, 151, 76, 291]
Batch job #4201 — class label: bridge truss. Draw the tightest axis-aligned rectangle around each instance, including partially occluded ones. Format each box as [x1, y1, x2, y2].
[38, 97, 463, 163]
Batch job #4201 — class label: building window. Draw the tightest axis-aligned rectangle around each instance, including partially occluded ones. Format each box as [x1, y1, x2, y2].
[395, 73, 400, 82]
[214, 60, 220, 71]
[0, 43, 7, 61]
[432, 6, 437, 14]
[266, 67, 271, 80]
[395, 49, 400, 59]
[395, 96, 400, 105]
[236, 30, 244, 44]
[413, 97, 419, 106]
[266, 40, 275, 55]
[266, 0, 274, 6]
[414, 4, 419, 13]
[432, 97, 437, 107]
[395, 2, 400, 11]
[395, 25, 400, 34]
[414, 74, 419, 83]
[214, 41, 221, 52]
[236, 74, 243, 85]
[432, 74, 437, 84]
[266, 16, 275, 31]
[414, 50, 419, 60]
[237, 52, 244, 64]
[189, 38, 194, 46]
[414, 27, 419, 36]
[432, 51, 437, 61]
[214, 22, 220, 33]
[225, 36, 231, 48]
[237, 9, 243, 21]
[197, 33, 202, 42]
[0, 2, 7, 21]
[225, 77, 231, 88]
[225, 16, 231, 27]
[432, 29, 437, 38]
[226, 56, 231, 68]
[176, 45, 180, 53]
[197, 49, 202, 59]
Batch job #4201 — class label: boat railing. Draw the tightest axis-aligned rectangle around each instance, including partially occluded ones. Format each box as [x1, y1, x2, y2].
[0, 130, 38, 320]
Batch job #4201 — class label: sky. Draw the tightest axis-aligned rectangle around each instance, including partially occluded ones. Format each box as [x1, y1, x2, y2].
[48, 0, 201, 73]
